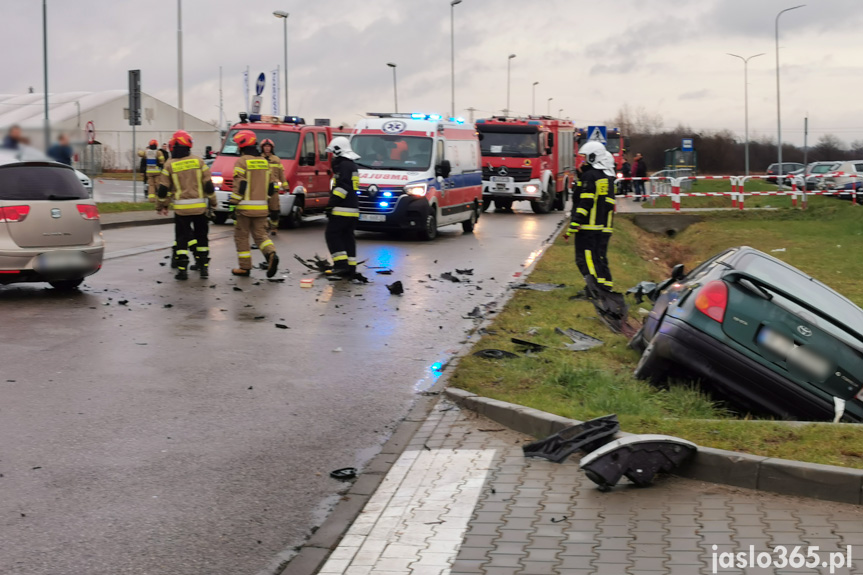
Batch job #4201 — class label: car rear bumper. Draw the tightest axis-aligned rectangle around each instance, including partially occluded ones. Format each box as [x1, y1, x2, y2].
[0, 245, 104, 285]
[651, 316, 858, 422]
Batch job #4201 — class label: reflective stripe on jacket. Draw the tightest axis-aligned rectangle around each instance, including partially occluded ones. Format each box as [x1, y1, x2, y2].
[157, 155, 214, 215]
[233, 155, 272, 217]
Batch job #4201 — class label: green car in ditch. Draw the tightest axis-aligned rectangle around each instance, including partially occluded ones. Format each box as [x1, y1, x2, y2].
[630, 247, 863, 422]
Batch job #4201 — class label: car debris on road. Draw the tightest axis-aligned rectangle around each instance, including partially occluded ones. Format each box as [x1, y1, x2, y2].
[579, 434, 697, 491]
[523, 414, 619, 463]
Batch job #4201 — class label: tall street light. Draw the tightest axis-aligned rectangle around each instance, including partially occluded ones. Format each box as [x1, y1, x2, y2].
[775, 4, 805, 186]
[42, 0, 50, 149]
[532, 81, 539, 115]
[273, 11, 289, 114]
[727, 52, 764, 176]
[450, 0, 461, 118]
[387, 62, 398, 112]
[547, 97, 553, 117]
[505, 54, 516, 115]
[177, 0, 184, 128]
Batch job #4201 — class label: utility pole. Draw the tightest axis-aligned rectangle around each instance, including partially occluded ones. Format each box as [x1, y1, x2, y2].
[219, 66, 224, 134]
[547, 97, 553, 117]
[803, 116, 809, 167]
[177, 0, 184, 128]
[466, 107, 477, 123]
[532, 81, 539, 116]
[505, 54, 516, 115]
[42, 0, 50, 150]
[727, 52, 764, 176]
[387, 63, 398, 112]
[775, 4, 805, 187]
[450, 0, 461, 118]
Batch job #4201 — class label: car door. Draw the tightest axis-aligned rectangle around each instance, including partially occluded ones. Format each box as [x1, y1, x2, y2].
[297, 131, 319, 208]
[315, 131, 333, 202]
[437, 139, 457, 223]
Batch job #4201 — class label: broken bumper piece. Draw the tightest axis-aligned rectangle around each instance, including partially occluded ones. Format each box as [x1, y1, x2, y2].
[579, 434, 697, 490]
[522, 414, 619, 463]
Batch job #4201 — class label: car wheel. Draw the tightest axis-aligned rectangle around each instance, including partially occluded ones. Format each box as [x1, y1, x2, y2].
[628, 325, 647, 354]
[418, 210, 437, 241]
[531, 184, 554, 214]
[481, 197, 491, 213]
[633, 340, 669, 383]
[213, 212, 228, 225]
[49, 278, 84, 291]
[283, 204, 303, 229]
[462, 205, 478, 234]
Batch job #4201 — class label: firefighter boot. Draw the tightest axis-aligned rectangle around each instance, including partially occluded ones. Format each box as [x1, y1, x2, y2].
[175, 256, 190, 281]
[197, 256, 210, 279]
[170, 243, 180, 269]
[266, 252, 280, 279]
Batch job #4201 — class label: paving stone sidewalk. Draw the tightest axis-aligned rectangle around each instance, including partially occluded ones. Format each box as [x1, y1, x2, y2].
[317, 403, 863, 575]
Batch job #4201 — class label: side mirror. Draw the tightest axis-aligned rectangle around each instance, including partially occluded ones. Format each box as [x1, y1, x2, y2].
[436, 159, 451, 179]
[671, 264, 686, 281]
[546, 147, 553, 155]
[547, 133, 555, 148]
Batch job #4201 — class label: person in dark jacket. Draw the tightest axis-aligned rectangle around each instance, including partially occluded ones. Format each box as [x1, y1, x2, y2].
[632, 153, 647, 201]
[619, 155, 632, 197]
[47, 133, 74, 165]
[324, 136, 361, 279]
[2, 125, 23, 150]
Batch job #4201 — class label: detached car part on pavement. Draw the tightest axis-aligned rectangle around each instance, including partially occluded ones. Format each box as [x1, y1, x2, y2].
[579, 435, 697, 490]
[630, 247, 863, 422]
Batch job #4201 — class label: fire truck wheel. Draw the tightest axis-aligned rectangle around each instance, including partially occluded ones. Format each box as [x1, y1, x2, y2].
[418, 211, 438, 241]
[554, 187, 568, 211]
[283, 203, 303, 229]
[481, 197, 491, 212]
[213, 212, 229, 225]
[530, 184, 555, 214]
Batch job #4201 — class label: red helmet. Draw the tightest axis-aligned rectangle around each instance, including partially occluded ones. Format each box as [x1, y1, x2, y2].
[233, 130, 257, 148]
[148, 139, 158, 147]
[260, 138, 275, 151]
[171, 130, 193, 148]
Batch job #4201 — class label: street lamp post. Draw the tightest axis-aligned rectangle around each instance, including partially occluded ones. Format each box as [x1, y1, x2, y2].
[558, 107, 563, 118]
[727, 52, 764, 176]
[273, 10, 289, 114]
[505, 54, 516, 116]
[42, 0, 50, 149]
[775, 4, 805, 186]
[177, 0, 184, 129]
[450, 0, 461, 118]
[532, 81, 539, 116]
[387, 63, 398, 112]
[547, 97, 553, 117]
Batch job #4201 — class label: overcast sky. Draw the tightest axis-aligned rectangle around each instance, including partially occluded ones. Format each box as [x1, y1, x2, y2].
[2, 0, 862, 146]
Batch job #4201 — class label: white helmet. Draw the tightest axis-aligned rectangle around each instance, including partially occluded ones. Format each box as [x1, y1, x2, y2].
[326, 136, 360, 160]
[596, 150, 617, 177]
[578, 141, 607, 166]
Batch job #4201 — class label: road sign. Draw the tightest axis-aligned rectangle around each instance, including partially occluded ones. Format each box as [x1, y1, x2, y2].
[128, 69, 141, 126]
[682, 138, 694, 152]
[587, 125, 607, 144]
[86, 121, 95, 144]
[255, 73, 266, 96]
[251, 95, 263, 114]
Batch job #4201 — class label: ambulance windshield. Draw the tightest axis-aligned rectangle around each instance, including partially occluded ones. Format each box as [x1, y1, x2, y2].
[220, 129, 300, 158]
[479, 132, 539, 158]
[352, 135, 433, 171]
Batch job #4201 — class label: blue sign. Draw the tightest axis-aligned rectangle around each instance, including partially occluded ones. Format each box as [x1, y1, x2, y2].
[587, 126, 607, 144]
[682, 138, 694, 152]
[255, 73, 266, 96]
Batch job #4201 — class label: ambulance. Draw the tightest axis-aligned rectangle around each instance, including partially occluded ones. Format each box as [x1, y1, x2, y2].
[350, 113, 482, 240]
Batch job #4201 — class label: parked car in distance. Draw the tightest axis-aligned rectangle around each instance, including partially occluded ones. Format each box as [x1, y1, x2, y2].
[630, 247, 863, 422]
[794, 161, 840, 191]
[765, 162, 804, 184]
[73, 169, 93, 196]
[824, 160, 863, 198]
[0, 149, 104, 291]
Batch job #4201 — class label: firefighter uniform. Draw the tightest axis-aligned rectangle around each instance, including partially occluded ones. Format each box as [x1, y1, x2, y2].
[326, 155, 360, 276]
[157, 147, 216, 280]
[139, 143, 167, 202]
[230, 152, 280, 275]
[570, 163, 615, 293]
[262, 148, 286, 231]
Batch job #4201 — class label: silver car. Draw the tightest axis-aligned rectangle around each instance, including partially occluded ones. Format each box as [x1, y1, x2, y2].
[0, 149, 104, 290]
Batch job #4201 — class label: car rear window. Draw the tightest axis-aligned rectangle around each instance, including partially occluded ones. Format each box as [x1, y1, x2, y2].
[736, 253, 863, 340]
[0, 164, 88, 201]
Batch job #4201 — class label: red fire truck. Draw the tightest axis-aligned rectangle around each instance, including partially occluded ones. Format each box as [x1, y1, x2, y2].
[476, 116, 574, 213]
[574, 127, 626, 171]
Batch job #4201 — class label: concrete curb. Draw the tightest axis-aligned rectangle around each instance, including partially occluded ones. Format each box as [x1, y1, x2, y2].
[444, 388, 863, 505]
[101, 215, 170, 230]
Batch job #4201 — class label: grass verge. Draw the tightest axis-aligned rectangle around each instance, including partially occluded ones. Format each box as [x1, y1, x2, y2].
[449, 202, 863, 468]
[97, 202, 154, 214]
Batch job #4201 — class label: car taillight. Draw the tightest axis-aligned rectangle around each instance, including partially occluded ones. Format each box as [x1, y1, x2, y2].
[77, 204, 100, 220]
[695, 280, 728, 323]
[0, 205, 30, 222]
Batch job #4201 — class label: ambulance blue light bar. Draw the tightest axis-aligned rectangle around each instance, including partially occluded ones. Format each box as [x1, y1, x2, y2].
[367, 112, 449, 122]
[528, 120, 541, 125]
[247, 114, 306, 125]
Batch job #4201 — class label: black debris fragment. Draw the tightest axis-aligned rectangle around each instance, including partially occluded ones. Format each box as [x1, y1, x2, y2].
[163, 304, 173, 308]
[294, 253, 333, 273]
[268, 277, 286, 283]
[275, 324, 289, 329]
[233, 287, 243, 292]
[626, 281, 658, 304]
[591, 290, 634, 336]
[579, 435, 697, 490]
[463, 306, 483, 319]
[159, 262, 166, 267]
[254, 316, 266, 320]
[455, 268, 474, 275]
[511, 338, 547, 353]
[474, 349, 519, 360]
[386, 281, 404, 295]
[523, 414, 619, 463]
[118, 300, 128, 305]
[209, 285, 217, 289]
[441, 272, 460, 283]
[376, 269, 394, 275]
[513, 282, 566, 292]
[329, 467, 357, 481]
[555, 327, 604, 352]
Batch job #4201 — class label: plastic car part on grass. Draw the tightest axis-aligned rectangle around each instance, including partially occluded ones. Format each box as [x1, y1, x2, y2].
[555, 327, 604, 352]
[522, 414, 620, 463]
[511, 338, 547, 353]
[513, 282, 567, 292]
[474, 349, 519, 360]
[579, 434, 697, 490]
[626, 281, 658, 304]
[591, 290, 637, 337]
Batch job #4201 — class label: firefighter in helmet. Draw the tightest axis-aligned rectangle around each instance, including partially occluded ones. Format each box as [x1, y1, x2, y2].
[565, 141, 616, 296]
[324, 136, 360, 279]
[156, 131, 217, 280]
[229, 130, 280, 278]
[138, 139, 167, 202]
[260, 138, 286, 234]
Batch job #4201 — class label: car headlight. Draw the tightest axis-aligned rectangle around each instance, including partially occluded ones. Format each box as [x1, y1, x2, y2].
[404, 183, 428, 197]
[616, 172, 623, 179]
[211, 176, 224, 185]
[524, 184, 539, 193]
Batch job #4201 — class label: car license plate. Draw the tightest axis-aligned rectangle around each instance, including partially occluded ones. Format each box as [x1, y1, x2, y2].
[359, 214, 386, 223]
[36, 251, 88, 271]
[757, 326, 831, 381]
[491, 176, 512, 183]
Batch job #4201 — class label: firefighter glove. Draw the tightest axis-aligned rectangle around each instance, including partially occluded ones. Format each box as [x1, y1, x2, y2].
[564, 221, 580, 240]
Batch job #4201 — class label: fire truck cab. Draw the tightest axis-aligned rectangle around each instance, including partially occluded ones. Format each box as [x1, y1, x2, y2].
[477, 116, 574, 214]
[349, 113, 482, 241]
[574, 127, 626, 171]
[209, 114, 334, 228]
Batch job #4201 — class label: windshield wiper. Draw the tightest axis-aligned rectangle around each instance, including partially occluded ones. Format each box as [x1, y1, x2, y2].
[47, 195, 76, 200]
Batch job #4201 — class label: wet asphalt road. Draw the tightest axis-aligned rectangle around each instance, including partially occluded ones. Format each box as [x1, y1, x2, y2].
[92, 178, 147, 203]
[0, 207, 565, 575]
